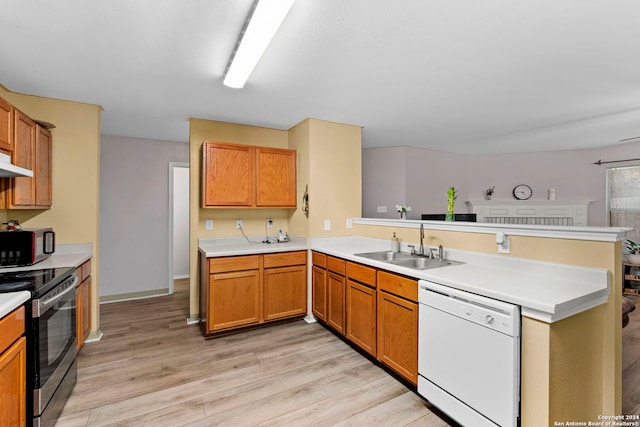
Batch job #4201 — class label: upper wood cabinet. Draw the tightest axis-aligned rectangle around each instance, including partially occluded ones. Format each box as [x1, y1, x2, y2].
[255, 147, 296, 207]
[0, 97, 14, 153]
[202, 141, 296, 208]
[202, 142, 253, 207]
[0, 96, 53, 210]
[34, 125, 52, 207]
[11, 110, 36, 207]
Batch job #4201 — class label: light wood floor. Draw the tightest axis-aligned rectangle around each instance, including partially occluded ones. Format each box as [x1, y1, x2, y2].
[623, 295, 640, 415]
[56, 280, 457, 426]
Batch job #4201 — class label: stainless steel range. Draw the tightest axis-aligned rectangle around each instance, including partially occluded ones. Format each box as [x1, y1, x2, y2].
[0, 267, 77, 427]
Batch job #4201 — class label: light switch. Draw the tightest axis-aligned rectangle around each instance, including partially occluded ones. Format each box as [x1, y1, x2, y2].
[377, 206, 387, 213]
[324, 220, 331, 230]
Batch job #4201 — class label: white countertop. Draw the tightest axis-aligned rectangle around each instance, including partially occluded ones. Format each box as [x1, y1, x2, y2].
[0, 243, 93, 272]
[0, 291, 30, 319]
[0, 244, 93, 320]
[310, 236, 609, 323]
[199, 237, 308, 257]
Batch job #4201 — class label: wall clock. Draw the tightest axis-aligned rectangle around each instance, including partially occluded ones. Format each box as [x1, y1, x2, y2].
[513, 184, 532, 200]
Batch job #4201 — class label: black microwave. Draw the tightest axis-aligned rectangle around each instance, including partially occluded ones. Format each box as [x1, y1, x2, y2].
[0, 228, 55, 266]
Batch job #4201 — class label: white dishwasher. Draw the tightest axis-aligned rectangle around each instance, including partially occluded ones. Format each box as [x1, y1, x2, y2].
[417, 280, 520, 427]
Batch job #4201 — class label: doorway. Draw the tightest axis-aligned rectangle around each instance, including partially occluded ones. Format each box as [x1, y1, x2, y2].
[169, 162, 189, 294]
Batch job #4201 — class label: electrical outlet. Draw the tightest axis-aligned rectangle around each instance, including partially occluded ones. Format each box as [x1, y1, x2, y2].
[346, 219, 352, 229]
[236, 219, 243, 229]
[324, 219, 331, 230]
[205, 219, 213, 230]
[266, 219, 273, 228]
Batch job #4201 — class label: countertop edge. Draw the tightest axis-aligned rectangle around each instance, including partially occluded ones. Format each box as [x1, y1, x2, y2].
[309, 236, 610, 324]
[0, 291, 31, 319]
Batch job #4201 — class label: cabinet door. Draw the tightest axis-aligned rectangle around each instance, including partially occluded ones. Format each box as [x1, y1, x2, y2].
[0, 336, 26, 427]
[209, 269, 260, 331]
[312, 265, 327, 321]
[11, 109, 35, 207]
[34, 125, 52, 207]
[346, 280, 376, 356]
[327, 272, 346, 334]
[0, 97, 13, 153]
[202, 142, 254, 207]
[76, 276, 91, 351]
[264, 265, 306, 321]
[377, 291, 418, 385]
[255, 147, 296, 207]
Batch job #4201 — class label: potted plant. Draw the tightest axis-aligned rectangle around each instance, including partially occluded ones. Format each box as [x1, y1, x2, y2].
[396, 204, 411, 220]
[625, 239, 640, 264]
[446, 187, 457, 221]
[483, 186, 495, 201]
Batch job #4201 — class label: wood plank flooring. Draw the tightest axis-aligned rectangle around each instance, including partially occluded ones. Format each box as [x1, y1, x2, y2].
[56, 280, 457, 426]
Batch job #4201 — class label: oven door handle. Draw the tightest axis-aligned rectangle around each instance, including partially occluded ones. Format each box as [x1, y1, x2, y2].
[33, 275, 78, 318]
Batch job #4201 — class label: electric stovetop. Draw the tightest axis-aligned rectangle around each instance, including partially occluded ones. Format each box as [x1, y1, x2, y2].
[0, 267, 75, 297]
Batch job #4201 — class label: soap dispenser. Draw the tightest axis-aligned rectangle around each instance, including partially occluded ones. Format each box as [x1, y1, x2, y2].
[391, 232, 400, 252]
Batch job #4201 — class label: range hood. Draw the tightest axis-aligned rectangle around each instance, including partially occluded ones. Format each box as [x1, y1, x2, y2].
[0, 153, 33, 177]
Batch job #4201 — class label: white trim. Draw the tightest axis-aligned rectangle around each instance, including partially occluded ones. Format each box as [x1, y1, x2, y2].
[169, 162, 189, 295]
[352, 218, 630, 242]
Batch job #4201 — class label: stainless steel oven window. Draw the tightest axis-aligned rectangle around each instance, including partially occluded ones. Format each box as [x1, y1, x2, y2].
[33, 276, 77, 387]
[46, 294, 75, 364]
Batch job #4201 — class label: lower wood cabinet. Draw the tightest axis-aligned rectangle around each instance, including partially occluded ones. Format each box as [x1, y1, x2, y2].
[312, 252, 327, 321]
[0, 306, 26, 427]
[200, 251, 307, 336]
[312, 251, 418, 385]
[345, 261, 377, 356]
[326, 256, 346, 335]
[75, 259, 92, 351]
[346, 280, 377, 356]
[206, 255, 261, 332]
[263, 251, 307, 321]
[377, 271, 418, 385]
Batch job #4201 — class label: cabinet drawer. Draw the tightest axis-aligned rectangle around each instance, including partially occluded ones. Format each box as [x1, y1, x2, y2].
[377, 271, 417, 302]
[312, 251, 326, 268]
[327, 256, 346, 276]
[346, 261, 376, 287]
[209, 255, 260, 273]
[264, 251, 306, 268]
[0, 306, 24, 352]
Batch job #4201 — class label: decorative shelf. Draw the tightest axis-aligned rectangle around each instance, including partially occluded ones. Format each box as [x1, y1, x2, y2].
[466, 200, 592, 226]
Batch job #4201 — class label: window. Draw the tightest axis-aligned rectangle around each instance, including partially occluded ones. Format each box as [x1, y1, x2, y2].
[607, 165, 640, 242]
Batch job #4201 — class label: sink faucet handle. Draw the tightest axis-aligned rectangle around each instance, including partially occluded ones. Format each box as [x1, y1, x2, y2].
[428, 247, 437, 259]
[408, 244, 416, 255]
[438, 245, 444, 261]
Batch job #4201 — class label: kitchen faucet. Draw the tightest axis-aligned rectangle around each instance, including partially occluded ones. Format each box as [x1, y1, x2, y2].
[419, 223, 425, 256]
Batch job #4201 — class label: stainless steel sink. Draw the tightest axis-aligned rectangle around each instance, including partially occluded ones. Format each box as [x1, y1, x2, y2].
[354, 251, 461, 271]
[353, 251, 414, 262]
[393, 257, 452, 270]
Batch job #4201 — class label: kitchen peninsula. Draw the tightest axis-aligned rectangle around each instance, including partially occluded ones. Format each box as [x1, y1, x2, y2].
[197, 218, 625, 426]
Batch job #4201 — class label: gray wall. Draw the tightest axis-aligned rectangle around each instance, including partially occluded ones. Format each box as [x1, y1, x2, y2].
[100, 135, 189, 299]
[363, 141, 640, 226]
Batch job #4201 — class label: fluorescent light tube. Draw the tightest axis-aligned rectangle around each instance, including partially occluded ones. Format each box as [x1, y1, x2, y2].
[223, 0, 295, 88]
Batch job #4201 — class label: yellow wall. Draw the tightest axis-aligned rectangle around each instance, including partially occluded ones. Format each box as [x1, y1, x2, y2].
[354, 222, 621, 423]
[188, 118, 290, 318]
[188, 117, 363, 318]
[287, 119, 311, 237]
[0, 86, 102, 335]
[307, 119, 362, 237]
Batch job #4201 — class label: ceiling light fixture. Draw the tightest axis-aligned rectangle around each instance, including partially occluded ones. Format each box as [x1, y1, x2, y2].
[223, 0, 295, 89]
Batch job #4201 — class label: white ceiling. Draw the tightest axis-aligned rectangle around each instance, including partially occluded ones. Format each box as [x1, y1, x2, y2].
[1, 0, 640, 154]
